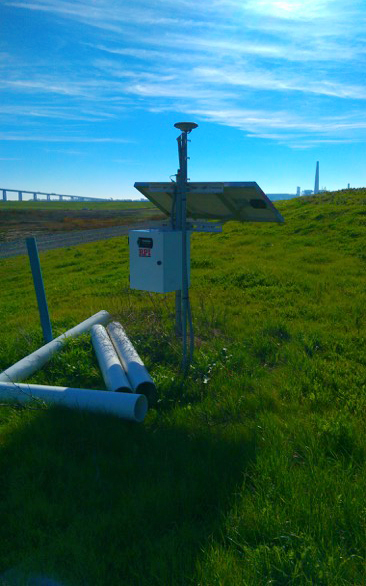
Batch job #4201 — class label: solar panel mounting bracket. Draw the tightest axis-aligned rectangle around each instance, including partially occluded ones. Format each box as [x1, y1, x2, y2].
[186, 221, 223, 233]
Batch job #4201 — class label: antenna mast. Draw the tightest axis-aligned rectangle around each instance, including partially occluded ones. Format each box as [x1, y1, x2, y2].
[174, 122, 198, 369]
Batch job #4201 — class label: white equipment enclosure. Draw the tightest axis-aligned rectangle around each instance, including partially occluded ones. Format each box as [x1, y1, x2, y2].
[129, 229, 190, 293]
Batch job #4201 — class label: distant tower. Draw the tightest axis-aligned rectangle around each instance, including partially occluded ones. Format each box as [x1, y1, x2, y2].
[296, 186, 301, 197]
[348, 183, 350, 189]
[314, 161, 319, 194]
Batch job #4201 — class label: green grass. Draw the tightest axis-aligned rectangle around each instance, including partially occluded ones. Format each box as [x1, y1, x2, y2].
[0, 200, 153, 211]
[0, 189, 366, 585]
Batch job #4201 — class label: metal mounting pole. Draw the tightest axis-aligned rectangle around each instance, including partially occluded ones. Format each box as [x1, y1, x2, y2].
[176, 131, 188, 348]
[173, 122, 198, 367]
[174, 163, 183, 336]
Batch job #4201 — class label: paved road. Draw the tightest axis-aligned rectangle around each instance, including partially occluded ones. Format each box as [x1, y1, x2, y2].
[0, 221, 163, 259]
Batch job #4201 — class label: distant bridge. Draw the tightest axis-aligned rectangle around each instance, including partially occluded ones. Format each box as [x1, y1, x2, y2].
[1, 188, 106, 202]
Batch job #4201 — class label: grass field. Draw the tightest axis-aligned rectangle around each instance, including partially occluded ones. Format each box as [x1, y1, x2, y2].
[0, 189, 365, 585]
[0, 200, 160, 243]
[0, 200, 153, 211]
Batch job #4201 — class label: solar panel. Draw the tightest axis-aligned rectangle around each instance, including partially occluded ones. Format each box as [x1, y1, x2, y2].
[134, 182, 284, 223]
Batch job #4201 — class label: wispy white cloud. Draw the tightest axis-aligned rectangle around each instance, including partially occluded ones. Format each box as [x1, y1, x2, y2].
[0, 134, 131, 142]
[44, 148, 87, 155]
[89, 44, 172, 61]
[0, 77, 139, 104]
[6, 0, 228, 31]
[143, 32, 362, 63]
[88, 43, 217, 66]
[290, 140, 364, 150]
[182, 105, 366, 148]
[92, 59, 176, 83]
[0, 104, 117, 121]
[0, 79, 93, 97]
[126, 82, 236, 101]
[193, 66, 366, 100]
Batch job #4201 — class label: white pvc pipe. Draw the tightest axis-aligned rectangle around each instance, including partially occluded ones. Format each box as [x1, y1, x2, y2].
[107, 321, 157, 404]
[0, 382, 147, 423]
[91, 324, 132, 392]
[0, 310, 111, 384]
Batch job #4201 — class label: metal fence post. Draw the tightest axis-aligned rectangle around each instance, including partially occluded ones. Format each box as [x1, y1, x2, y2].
[26, 237, 53, 343]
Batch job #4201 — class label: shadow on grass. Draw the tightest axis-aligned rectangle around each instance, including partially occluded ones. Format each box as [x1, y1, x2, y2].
[0, 405, 255, 586]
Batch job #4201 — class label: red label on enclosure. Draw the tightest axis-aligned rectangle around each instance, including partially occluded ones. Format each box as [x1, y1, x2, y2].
[139, 248, 151, 257]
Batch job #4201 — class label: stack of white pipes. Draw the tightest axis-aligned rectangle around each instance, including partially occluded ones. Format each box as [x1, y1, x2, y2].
[107, 321, 157, 405]
[91, 324, 131, 393]
[0, 311, 155, 423]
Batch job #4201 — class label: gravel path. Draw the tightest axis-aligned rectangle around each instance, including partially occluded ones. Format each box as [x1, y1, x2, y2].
[0, 221, 163, 259]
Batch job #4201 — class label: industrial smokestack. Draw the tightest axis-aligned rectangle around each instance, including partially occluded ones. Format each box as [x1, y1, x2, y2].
[314, 161, 319, 194]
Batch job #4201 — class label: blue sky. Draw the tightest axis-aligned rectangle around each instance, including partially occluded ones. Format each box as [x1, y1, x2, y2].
[1, 0, 365, 200]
